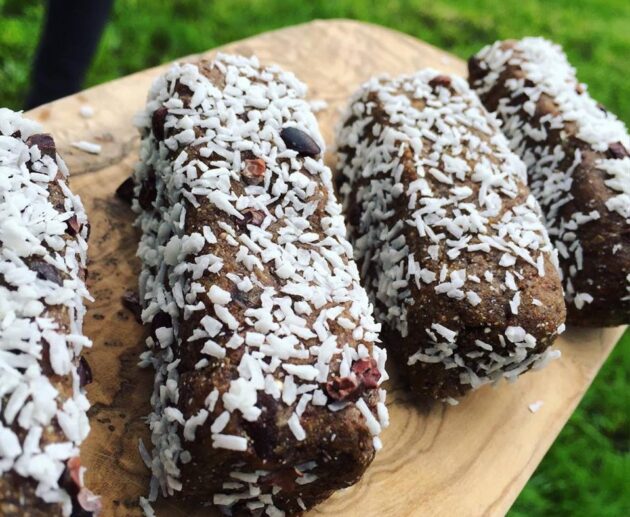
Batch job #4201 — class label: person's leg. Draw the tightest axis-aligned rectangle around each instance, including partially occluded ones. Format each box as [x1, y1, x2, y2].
[25, 0, 114, 109]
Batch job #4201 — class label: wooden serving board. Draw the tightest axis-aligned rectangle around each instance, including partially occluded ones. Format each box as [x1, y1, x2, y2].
[25, 19, 626, 517]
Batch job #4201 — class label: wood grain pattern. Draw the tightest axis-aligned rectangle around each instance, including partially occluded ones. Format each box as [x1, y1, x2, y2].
[24, 20, 626, 517]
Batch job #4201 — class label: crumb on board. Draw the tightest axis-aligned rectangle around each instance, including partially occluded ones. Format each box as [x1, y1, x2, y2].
[309, 99, 328, 112]
[71, 140, 102, 154]
[528, 400, 544, 413]
[79, 105, 94, 118]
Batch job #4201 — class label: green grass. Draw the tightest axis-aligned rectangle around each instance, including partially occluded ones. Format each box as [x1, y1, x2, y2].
[0, 0, 628, 514]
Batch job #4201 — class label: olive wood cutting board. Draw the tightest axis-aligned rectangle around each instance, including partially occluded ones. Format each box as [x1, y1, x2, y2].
[24, 19, 626, 517]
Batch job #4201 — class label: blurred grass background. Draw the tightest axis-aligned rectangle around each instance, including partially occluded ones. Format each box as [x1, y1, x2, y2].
[0, 0, 628, 515]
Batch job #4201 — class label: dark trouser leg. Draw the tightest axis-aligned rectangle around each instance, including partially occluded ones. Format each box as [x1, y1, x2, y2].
[25, 0, 114, 109]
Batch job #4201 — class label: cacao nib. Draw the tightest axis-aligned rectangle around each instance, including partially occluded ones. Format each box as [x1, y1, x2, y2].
[150, 311, 172, 338]
[138, 171, 157, 210]
[58, 457, 81, 498]
[152, 106, 168, 141]
[32, 261, 62, 285]
[429, 75, 452, 89]
[351, 357, 381, 389]
[115, 176, 135, 204]
[241, 158, 266, 185]
[26, 133, 56, 158]
[66, 214, 81, 236]
[280, 127, 321, 157]
[237, 208, 265, 228]
[243, 420, 275, 459]
[325, 375, 359, 401]
[78, 356, 93, 387]
[243, 394, 277, 459]
[607, 141, 629, 159]
[467, 57, 484, 81]
[122, 290, 143, 323]
[326, 358, 381, 401]
[174, 81, 193, 99]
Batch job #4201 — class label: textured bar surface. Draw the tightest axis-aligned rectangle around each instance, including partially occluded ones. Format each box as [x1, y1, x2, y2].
[469, 37, 630, 326]
[336, 70, 565, 400]
[132, 54, 388, 514]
